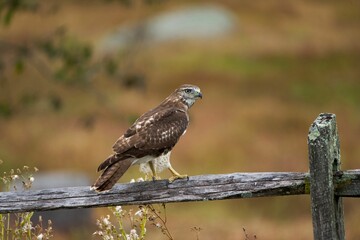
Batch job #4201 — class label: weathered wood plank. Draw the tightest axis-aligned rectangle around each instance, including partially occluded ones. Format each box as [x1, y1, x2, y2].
[335, 169, 360, 197]
[0, 170, 359, 214]
[0, 172, 308, 214]
[308, 113, 345, 240]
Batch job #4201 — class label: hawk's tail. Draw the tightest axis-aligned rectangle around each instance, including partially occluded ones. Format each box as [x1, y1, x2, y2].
[91, 155, 132, 192]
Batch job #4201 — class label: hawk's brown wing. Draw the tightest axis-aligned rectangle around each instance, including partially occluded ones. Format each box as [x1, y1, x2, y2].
[133, 108, 189, 150]
[111, 104, 168, 153]
[97, 107, 188, 172]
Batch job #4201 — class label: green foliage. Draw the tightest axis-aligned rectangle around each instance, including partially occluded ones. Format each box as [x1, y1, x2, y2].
[0, 102, 12, 118]
[0, 1, 140, 119]
[0, 0, 38, 26]
[38, 27, 93, 85]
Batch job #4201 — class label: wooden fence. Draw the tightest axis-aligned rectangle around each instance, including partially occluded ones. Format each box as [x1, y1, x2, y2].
[0, 113, 359, 240]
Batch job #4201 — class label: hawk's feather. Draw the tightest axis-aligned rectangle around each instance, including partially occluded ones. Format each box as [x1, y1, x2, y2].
[92, 84, 201, 192]
[113, 108, 188, 154]
[95, 108, 188, 179]
[92, 157, 132, 192]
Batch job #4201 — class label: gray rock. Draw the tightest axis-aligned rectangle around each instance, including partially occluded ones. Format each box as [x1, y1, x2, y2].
[31, 171, 90, 189]
[99, 4, 237, 53]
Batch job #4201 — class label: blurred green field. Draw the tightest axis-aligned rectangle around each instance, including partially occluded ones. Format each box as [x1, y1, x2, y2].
[1, 1, 360, 239]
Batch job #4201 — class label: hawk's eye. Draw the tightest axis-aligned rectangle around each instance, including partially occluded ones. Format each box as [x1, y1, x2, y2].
[185, 89, 192, 94]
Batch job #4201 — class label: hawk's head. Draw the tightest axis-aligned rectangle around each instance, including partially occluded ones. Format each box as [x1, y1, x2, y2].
[176, 84, 202, 108]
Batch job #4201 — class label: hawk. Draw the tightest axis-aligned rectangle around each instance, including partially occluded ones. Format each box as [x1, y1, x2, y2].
[92, 84, 202, 192]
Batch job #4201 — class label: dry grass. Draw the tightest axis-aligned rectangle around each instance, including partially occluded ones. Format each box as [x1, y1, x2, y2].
[1, 0, 360, 239]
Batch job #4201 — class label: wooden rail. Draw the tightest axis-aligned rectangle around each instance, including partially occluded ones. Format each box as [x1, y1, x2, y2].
[0, 113, 359, 240]
[0, 171, 359, 215]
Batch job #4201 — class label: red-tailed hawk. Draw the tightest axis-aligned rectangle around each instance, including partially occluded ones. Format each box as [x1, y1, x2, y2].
[92, 84, 202, 192]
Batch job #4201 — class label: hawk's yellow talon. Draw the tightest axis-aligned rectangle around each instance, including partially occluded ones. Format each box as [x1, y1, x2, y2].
[168, 166, 187, 183]
[168, 174, 188, 183]
[144, 174, 151, 181]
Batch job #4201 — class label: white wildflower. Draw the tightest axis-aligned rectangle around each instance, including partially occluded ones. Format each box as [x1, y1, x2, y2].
[102, 215, 111, 226]
[22, 222, 32, 232]
[155, 223, 162, 228]
[95, 219, 101, 227]
[136, 177, 144, 182]
[130, 179, 135, 183]
[135, 209, 143, 217]
[37, 233, 44, 240]
[130, 229, 139, 239]
[29, 177, 35, 182]
[115, 206, 122, 214]
[11, 175, 19, 180]
[104, 235, 114, 240]
[93, 231, 103, 236]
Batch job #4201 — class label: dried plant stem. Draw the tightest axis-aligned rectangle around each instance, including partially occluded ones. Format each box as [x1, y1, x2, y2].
[148, 205, 173, 240]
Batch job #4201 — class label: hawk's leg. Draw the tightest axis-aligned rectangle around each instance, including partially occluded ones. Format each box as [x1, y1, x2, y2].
[168, 166, 188, 183]
[149, 161, 161, 181]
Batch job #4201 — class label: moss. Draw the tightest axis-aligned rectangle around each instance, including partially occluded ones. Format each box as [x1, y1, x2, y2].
[305, 172, 355, 194]
[241, 192, 253, 198]
[308, 125, 320, 141]
[335, 173, 356, 189]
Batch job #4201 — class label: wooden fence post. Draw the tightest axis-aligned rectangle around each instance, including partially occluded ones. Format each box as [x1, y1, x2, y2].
[308, 113, 345, 240]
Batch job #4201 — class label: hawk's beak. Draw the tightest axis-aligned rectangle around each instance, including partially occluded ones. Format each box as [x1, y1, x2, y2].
[197, 92, 203, 99]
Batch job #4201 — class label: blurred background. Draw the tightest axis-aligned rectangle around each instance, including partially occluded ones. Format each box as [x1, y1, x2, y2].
[1, 0, 360, 239]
